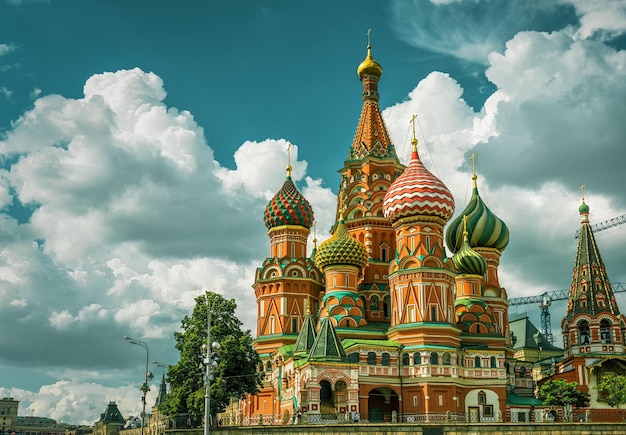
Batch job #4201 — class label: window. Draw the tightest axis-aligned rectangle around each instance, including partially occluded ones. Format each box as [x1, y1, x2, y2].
[291, 242, 295, 258]
[402, 353, 410, 366]
[367, 352, 377, 365]
[381, 352, 390, 366]
[269, 316, 276, 334]
[348, 352, 359, 363]
[490, 357, 497, 368]
[443, 352, 451, 365]
[430, 352, 439, 365]
[430, 305, 438, 322]
[580, 320, 590, 344]
[478, 391, 486, 405]
[371, 295, 379, 310]
[291, 316, 299, 333]
[474, 356, 481, 368]
[483, 405, 493, 417]
[413, 352, 421, 365]
[266, 361, 272, 371]
[407, 305, 416, 323]
[601, 320, 612, 343]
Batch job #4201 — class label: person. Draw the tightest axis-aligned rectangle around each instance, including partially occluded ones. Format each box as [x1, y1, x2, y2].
[354, 411, 360, 423]
[296, 409, 302, 424]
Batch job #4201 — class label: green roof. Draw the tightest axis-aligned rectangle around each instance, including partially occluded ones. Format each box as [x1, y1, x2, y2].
[309, 317, 347, 362]
[342, 338, 400, 350]
[507, 391, 543, 406]
[509, 316, 562, 352]
[293, 310, 317, 356]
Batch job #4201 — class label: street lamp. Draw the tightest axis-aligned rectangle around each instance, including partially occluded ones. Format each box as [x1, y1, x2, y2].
[124, 336, 153, 435]
[203, 292, 221, 435]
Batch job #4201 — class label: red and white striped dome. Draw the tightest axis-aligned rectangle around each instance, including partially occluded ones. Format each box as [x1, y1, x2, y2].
[383, 147, 455, 223]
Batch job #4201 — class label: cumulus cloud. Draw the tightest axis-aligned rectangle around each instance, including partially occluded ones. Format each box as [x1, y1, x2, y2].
[0, 67, 331, 396]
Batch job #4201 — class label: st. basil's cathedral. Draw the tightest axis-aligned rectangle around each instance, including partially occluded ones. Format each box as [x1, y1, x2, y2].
[241, 39, 626, 424]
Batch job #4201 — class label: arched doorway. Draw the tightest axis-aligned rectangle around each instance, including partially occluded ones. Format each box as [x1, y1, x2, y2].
[368, 387, 399, 422]
[319, 380, 335, 416]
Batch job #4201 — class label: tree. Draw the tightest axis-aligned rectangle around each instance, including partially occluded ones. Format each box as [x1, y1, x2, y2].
[538, 379, 589, 422]
[597, 373, 626, 420]
[160, 292, 264, 424]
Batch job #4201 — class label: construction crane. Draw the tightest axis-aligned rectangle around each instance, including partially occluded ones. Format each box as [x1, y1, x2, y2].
[575, 213, 626, 238]
[509, 282, 626, 344]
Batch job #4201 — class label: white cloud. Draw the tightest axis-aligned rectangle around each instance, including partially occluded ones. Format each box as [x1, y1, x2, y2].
[567, 0, 626, 40]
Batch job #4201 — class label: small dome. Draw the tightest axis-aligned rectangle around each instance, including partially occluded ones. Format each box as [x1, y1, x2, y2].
[579, 200, 589, 214]
[383, 144, 455, 224]
[315, 217, 368, 270]
[357, 46, 382, 78]
[264, 175, 314, 229]
[452, 224, 487, 276]
[446, 176, 509, 253]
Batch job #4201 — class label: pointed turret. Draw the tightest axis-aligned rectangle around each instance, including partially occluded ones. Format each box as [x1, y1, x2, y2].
[308, 316, 347, 362]
[293, 306, 317, 357]
[154, 373, 167, 407]
[565, 193, 621, 322]
[562, 187, 626, 357]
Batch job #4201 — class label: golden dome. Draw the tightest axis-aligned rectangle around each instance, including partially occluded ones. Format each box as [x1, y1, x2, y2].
[357, 45, 382, 78]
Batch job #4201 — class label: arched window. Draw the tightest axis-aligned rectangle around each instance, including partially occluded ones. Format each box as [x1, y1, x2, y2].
[490, 356, 497, 368]
[371, 295, 379, 310]
[381, 352, 390, 366]
[348, 352, 359, 363]
[474, 356, 481, 368]
[519, 366, 527, 377]
[478, 391, 486, 405]
[266, 361, 272, 371]
[430, 352, 439, 365]
[367, 352, 377, 365]
[402, 352, 410, 366]
[413, 352, 421, 365]
[601, 319, 612, 343]
[443, 352, 451, 365]
[580, 320, 591, 344]
[383, 296, 391, 319]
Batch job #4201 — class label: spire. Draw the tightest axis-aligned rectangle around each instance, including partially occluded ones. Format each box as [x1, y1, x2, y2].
[286, 142, 293, 179]
[293, 307, 317, 357]
[350, 30, 396, 160]
[154, 373, 167, 407]
[308, 316, 347, 362]
[566, 194, 621, 320]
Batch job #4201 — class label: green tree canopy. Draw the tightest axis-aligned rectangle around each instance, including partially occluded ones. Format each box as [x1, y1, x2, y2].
[160, 292, 263, 422]
[597, 373, 626, 419]
[538, 378, 589, 421]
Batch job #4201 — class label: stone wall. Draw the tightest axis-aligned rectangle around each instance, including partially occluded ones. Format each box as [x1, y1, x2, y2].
[165, 422, 626, 435]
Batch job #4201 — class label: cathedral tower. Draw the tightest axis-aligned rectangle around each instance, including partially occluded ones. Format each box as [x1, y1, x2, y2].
[382, 120, 458, 347]
[336, 33, 405, 325]
[253, 152, 324, 356]
[561, 191, 626, 357]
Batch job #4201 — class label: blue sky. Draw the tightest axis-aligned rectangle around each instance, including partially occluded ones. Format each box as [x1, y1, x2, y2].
[1, 0, 626, 425]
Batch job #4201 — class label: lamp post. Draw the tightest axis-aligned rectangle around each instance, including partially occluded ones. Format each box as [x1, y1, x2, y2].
[124, 336, 153, 435]
[203, 292, 221, 435]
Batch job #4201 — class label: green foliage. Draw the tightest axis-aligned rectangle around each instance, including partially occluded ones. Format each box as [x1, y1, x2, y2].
[159, 292, 264, 420]
[538, 379, 589, 421]
[597, 374, 626, 409]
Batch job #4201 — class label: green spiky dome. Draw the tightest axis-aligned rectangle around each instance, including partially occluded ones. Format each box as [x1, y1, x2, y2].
[446, 178, 509, 253]
[264, 176, 314, 229]
[452, 230, 487, 276]
[315, 218, 368, 270]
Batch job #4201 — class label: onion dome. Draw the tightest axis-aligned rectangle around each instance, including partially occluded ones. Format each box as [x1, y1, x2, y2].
[579, 199, 590, 214]
[452, 217, 487, 276]
[264, 167, 314, 230]
[446, 175, 509, 253]
[382, 138, 455, 224]
[315, 215, 368, 270]
[357, 43, 382, 78]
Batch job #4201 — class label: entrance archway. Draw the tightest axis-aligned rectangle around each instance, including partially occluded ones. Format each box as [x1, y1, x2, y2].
[368, 387, 399, 422]
[319, 380, 335, 415]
